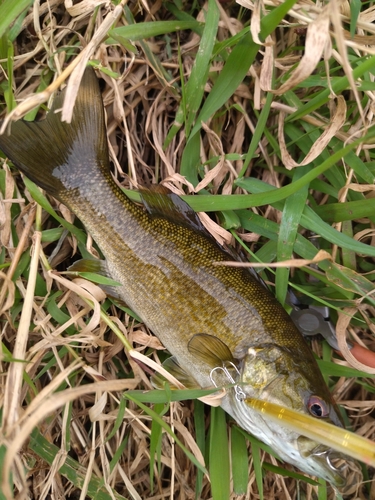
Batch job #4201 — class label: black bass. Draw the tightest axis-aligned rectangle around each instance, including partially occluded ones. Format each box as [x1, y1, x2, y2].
[0, 67, 347, 486]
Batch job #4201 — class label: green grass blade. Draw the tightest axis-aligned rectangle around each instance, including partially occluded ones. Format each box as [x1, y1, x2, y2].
[107, 20, 202, 43]
[325, 263, 375, 304]
[231, 425, 249, 495]
[300, 205, 375, 257]
[187, 31, 258, 141]
[276, 166, 309, 304]
[108, 436, 129, 475]
[234, 171, 375, 259]
[106, 396, 127, 442]
[125, 387, 218, 404]
[251, 441, 263, 500]
[341, 220, 356, 270]
[124, 393, 207, 475]
[29, 429, 128, 500]
[209, 407, 230, 500]
[340, 149, 374, 184]
[187, 0, 299, 142]
[262, 462, 319, 485]
[23, 177, 87, 244]
[287, 55, 375, 122]
[184, 0, 219, 136]
[0, 444, 12, 500]
[314, 198, 375, 223]
[238, 91, 274, 179]
[66, 272, 122, 287]
[317, 359, 375, 379]
[2, 36, 16, 111]
[259, 0, 300, 41]
[0, 0, 33, 39]
[350, 0, 361, 38]
[317, 478, 328, 500]
[194, 400, 206, 499]
[149, 403, 164, 489]
[184, 125, 375, 208]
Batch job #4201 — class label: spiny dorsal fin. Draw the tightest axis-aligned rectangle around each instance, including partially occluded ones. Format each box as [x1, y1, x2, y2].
[140, 186, 271, 280]
[139, 185, 213, 237]
[0, 67, 108, 201]
[188, 333, 234, 368]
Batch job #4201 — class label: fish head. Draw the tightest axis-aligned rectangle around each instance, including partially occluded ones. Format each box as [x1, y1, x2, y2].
[228, 343, 348, 487]
[188, 334, 352, 486]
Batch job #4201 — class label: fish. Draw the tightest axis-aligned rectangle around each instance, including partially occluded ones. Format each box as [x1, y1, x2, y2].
[0, 67, 349, 487]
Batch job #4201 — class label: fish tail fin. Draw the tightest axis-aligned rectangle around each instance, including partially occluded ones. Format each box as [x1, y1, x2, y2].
[0, 67, 109, 200]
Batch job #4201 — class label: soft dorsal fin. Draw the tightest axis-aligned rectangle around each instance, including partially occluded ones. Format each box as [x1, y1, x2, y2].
[139, 185, 212, 236]
[0, 67, 109, 201]
[140, 186, 272, 281]
[187, 333, 235, 368]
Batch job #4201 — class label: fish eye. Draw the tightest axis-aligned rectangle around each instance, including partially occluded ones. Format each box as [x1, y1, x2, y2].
[307, 395, 329, 418]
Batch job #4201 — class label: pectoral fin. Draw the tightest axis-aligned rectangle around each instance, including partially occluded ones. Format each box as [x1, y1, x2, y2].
[188, 333, 234, 368]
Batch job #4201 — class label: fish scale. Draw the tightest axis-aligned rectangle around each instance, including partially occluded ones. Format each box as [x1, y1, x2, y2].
[0, 66, 350, 487]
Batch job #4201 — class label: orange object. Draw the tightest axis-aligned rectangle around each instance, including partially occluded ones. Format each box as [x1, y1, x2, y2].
[342, 343, 375, 369]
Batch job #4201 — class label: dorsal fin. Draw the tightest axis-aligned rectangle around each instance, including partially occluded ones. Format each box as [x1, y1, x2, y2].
[0, 67, 108, 201]
[139, 185, 212, 237]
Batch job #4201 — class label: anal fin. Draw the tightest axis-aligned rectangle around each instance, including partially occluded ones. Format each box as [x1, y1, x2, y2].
[67, 258, 123, 301]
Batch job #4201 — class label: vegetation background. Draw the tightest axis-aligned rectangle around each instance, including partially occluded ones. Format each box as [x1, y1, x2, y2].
[0, 0, 375, 498]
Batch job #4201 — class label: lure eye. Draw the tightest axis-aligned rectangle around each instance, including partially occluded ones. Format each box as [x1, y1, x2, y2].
[307, 395, 329, 418]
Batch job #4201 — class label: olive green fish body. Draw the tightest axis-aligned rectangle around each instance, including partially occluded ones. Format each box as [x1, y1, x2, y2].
[0, 68, 348, 486]
[61, 173, 322, 400]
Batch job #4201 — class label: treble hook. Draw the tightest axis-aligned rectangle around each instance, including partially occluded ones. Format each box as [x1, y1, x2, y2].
[312, 449, 347, 474]
[209, 361, 246, 401]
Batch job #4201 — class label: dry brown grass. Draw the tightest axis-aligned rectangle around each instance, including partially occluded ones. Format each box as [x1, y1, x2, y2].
[1, 0, 375, 499]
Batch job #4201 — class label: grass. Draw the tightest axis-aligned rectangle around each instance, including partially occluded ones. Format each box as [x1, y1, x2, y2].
[0, 0, 375, 499]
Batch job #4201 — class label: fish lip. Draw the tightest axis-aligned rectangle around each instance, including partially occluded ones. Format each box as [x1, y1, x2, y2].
[311, 448, 347, 488]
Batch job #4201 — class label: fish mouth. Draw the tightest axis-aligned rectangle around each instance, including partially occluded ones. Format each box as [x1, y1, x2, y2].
[309, 447, 347, 488]
[297, 437, 348, 488]
[227, 395, 350, 488]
